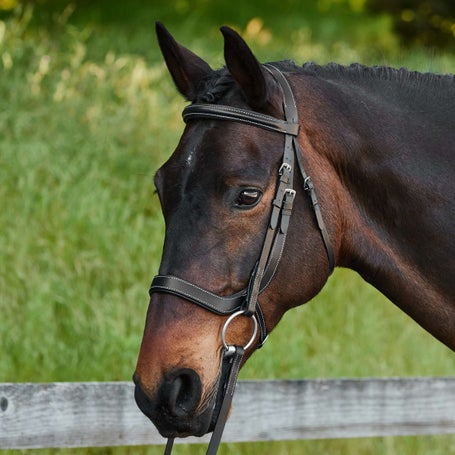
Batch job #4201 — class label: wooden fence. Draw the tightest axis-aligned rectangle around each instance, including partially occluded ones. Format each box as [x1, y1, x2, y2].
[1, 378, 455, 449]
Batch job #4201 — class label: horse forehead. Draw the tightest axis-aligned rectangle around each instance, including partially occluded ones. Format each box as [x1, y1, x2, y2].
[163, 122, 270, 182]
[179, 123, 212, 171]
[155, 125, 211, 191]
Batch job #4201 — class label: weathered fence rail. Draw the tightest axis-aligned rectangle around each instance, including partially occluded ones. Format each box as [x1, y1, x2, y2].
[1, 378, 455, 449]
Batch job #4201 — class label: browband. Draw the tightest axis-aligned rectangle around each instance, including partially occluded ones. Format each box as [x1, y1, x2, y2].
[183, 104, 300, 136]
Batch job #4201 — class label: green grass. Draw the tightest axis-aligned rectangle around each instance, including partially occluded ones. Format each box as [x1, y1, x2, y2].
[0, 1, 454, 454]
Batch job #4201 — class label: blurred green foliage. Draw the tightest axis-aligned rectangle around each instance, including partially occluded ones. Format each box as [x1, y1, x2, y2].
[1, 0, 454, 48]
[367, 0, 455, 48]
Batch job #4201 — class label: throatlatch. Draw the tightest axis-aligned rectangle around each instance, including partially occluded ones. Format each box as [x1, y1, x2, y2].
[152, 64, 335, 455]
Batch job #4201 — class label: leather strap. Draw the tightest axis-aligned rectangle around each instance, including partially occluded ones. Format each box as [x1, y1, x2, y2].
[150, 275, 269, 345]
[164, 438, 174, 455]
[244, 163, 294, 316]
[150, 275, 245, 315]
[183, 104, 299, 136]
[206, 346, 245, 455]
[303, 175, 335, 273]
[293, 137, 335, 274]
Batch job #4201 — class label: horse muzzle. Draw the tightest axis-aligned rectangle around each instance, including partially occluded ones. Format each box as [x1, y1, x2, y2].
[133, 368, 216, 438]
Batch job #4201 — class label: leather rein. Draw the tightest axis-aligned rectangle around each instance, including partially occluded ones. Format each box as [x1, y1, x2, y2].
[151, 64, 335, 455]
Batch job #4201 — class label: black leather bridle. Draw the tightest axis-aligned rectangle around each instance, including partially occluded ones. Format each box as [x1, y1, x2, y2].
[151, 64, 335, 455]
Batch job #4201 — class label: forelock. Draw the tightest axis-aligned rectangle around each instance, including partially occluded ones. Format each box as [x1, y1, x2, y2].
[195, 68, 236, 103]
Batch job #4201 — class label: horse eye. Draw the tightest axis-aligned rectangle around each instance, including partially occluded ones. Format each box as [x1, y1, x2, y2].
[235, 189, 262, 207]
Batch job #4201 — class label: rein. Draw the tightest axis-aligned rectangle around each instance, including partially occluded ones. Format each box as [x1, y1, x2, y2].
[152, 64, 335, 455]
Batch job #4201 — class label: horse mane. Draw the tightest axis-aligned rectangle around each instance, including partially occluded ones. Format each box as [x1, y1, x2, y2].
[195, 60, 454, 103]
[294, 60, 454, 90]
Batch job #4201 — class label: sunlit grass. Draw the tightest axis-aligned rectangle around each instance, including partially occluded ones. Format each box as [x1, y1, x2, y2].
[1, 2, 454, 454]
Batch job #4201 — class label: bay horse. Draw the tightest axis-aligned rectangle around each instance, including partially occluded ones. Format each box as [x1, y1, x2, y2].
[134, 22, 455, 451]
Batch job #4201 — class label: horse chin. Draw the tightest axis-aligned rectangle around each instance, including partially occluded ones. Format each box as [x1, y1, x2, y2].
[154, 406, 215, 439]
[138, 392, 216, 438]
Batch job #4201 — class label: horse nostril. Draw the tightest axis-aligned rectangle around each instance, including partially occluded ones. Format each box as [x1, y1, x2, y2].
[165, 368, 202, 418]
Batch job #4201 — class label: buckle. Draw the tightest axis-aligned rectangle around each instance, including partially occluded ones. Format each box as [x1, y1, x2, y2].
[283, 189, 296, 212]
[304, 175, 314, 191]
[279, 162, 292, 176]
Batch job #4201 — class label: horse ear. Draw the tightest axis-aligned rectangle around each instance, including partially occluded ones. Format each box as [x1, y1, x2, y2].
[220, 26, 270, 110]
[155, 22, 212, 101]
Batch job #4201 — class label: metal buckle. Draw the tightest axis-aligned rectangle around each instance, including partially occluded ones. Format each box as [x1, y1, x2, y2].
[279, 162, 292, 176]
[304, 175, 314, 191]
[284, 188, 296, 207]
[221, 310, 258, 352]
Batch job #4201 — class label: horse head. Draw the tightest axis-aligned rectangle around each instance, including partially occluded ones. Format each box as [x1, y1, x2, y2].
[133, 23, 335, 438]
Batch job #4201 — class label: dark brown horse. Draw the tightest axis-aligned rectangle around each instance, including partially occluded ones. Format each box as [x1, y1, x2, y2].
[134, 22, 455, 443]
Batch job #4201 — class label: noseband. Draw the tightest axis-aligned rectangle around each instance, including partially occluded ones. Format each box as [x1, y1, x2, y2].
[151, 65, 335, 455]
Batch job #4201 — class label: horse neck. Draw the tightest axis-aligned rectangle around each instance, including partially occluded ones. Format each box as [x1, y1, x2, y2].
[292, 73, 455, 351]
